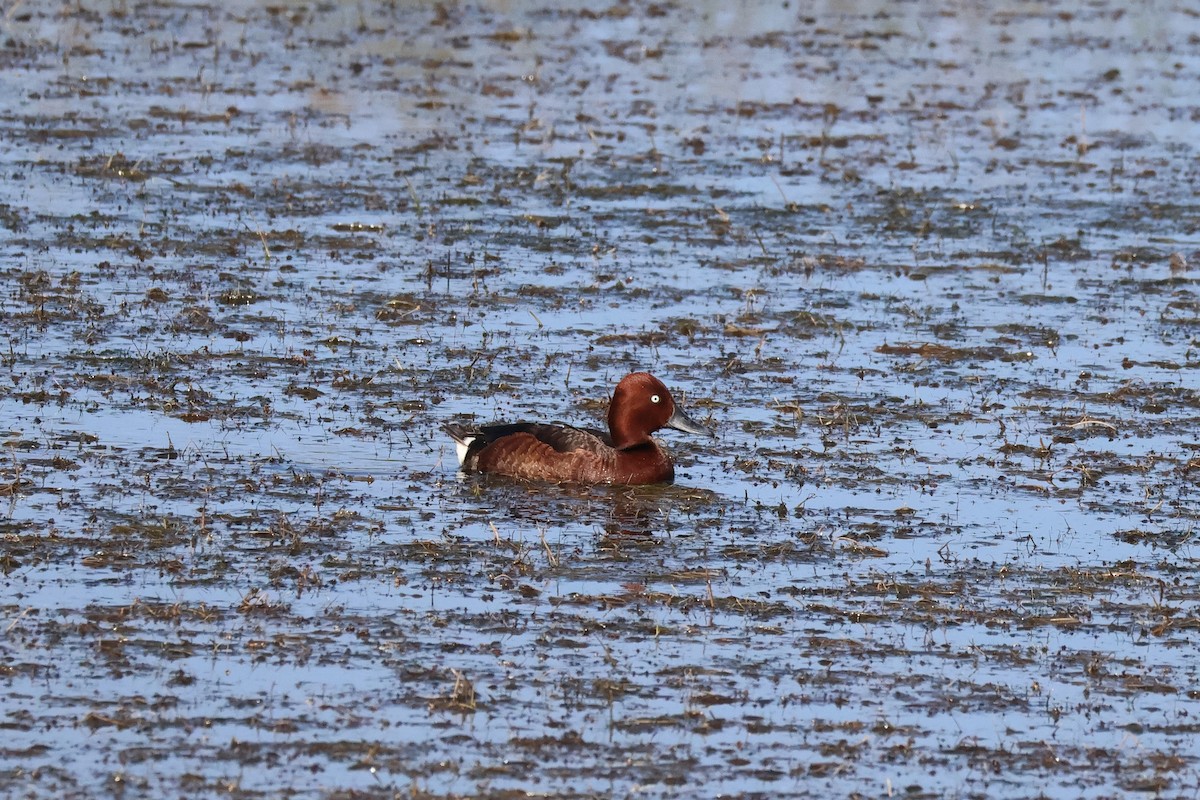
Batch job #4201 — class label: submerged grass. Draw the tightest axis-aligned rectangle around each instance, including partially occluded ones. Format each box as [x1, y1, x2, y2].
[0, 1, 1199, 799]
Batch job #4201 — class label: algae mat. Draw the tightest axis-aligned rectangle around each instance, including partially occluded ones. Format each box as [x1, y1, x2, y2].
[1, 2, 1198, 798]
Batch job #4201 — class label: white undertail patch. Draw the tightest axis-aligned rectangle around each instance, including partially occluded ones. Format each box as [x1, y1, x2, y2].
[454, 437, 475, 466]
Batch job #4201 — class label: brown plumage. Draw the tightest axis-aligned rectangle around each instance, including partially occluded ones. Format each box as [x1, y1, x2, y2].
[444, 372, 712, 485]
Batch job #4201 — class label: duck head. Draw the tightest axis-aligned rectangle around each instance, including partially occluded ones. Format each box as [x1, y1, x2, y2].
[607, 372, 712, 450]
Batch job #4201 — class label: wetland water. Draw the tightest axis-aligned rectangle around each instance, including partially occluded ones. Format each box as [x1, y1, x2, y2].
[2, 1, 1199, 798]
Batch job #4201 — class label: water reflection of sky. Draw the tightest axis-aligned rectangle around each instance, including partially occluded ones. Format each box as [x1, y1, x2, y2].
[2, 1, 1198, 798]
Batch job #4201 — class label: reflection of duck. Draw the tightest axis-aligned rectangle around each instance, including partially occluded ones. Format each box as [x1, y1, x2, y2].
[470, 481, 723, 540]
[444, 372, 712, 484]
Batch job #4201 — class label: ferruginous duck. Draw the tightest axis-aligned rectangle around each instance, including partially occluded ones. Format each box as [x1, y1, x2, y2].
[444, 372, 712, 484]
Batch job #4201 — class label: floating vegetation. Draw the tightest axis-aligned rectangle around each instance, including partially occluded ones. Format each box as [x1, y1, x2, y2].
[0, 2, 1198, 799]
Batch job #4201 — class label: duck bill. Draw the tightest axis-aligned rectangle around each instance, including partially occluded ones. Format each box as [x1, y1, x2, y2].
[666, 406, 714, 438]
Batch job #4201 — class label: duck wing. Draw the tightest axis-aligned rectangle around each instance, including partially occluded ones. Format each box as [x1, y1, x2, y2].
[444, 422, 615, 480]
[446, 422, 610, 454]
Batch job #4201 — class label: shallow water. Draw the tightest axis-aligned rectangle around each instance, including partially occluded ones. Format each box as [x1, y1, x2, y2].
[1, 1, 1199, 798]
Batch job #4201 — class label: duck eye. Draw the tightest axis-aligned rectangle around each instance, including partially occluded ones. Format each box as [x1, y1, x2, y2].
[650, 394, 661, 404]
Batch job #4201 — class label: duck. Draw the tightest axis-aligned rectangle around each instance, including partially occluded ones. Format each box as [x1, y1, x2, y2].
[444, 372, 712, 484]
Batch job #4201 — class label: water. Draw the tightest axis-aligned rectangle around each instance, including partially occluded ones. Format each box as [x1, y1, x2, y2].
[1, 1, 1198, 798]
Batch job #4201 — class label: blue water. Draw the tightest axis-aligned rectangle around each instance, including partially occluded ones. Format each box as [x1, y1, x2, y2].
[1, 1, 1198, 798]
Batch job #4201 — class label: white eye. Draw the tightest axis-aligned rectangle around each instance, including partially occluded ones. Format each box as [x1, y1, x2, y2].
[650, 394, 661, 404]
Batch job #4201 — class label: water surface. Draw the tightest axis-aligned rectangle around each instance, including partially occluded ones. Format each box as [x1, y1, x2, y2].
[1, 1, 1198, 798]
